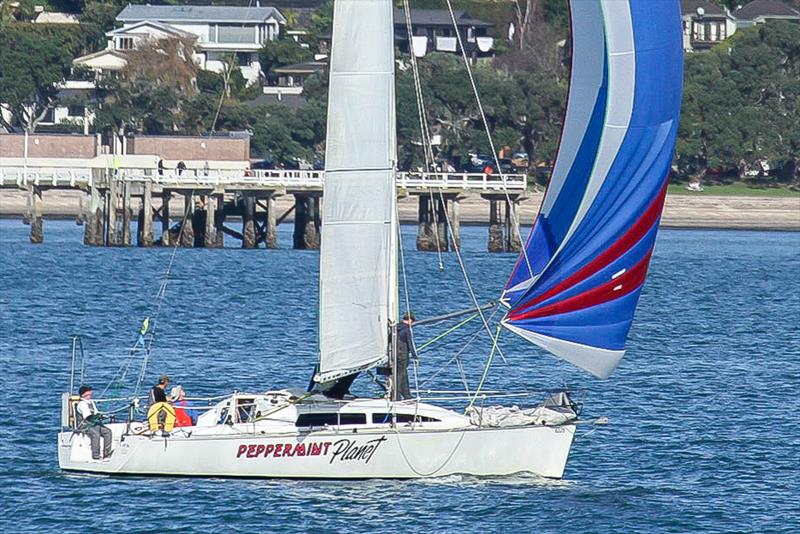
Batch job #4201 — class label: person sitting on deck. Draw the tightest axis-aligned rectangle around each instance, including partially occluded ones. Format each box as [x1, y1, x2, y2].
[170, 385, 197, 427]
[149, 375, 170, 406]
[76, 385, 113, 460]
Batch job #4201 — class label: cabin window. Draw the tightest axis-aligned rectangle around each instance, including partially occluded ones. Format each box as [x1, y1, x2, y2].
[296, 413, 339, 427]
[373, 413, 441, 423]
[338, 413, 366, 425]
[236, 398, 256, 423]
[396, 414, 440, 423]
[371, 413, 393, 424]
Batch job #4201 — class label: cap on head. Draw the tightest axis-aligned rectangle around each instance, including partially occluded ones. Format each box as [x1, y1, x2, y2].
[159, 374, 171, 385]
[169, 385, 183, 399]
[78, 385, 93, 396]
[403, 311, 416, 321]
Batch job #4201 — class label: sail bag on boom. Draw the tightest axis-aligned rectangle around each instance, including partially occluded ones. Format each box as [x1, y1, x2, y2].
[501, 0, 683, 378]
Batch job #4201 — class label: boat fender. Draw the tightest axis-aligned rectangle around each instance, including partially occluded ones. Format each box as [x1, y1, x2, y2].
[147, 402, 176, 432]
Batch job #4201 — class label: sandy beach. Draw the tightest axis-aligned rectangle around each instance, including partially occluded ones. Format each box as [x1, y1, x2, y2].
[0, 189, 798, 231]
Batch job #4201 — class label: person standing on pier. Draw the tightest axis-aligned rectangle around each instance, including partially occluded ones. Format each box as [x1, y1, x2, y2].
[76, 385, 113, 460]
[393, 312, 418, 401]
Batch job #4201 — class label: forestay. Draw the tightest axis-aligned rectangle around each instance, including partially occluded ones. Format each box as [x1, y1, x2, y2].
[501, 0, 683, 378]
[316, 0, 398, 383]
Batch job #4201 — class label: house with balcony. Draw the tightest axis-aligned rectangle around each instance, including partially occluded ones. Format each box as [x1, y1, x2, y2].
[681, 0, 738, 51]
[114, 5, 287, 85]
[734, 0, 800, 27]
[393, 9, 495, 58]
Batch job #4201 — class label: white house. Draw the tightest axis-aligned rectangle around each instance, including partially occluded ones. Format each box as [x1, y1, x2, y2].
[114, 4, 287, 85]
[680, 0, 737, 51]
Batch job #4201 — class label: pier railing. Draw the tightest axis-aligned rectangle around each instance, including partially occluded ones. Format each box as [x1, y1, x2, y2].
[0, 167, 527, 192]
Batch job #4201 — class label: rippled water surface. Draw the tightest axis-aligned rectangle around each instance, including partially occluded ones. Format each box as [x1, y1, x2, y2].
[1, 220, 798, 533]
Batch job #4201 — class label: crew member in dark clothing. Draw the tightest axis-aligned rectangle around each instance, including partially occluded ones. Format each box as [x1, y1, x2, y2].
[393, 312, 418, 401]
[149, 374, 170, 406]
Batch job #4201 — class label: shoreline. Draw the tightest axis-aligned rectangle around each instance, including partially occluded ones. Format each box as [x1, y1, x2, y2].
[1, 190, 798, 231]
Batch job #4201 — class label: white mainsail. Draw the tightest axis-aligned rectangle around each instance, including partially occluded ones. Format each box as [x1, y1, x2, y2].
[315, 0, 398, 383]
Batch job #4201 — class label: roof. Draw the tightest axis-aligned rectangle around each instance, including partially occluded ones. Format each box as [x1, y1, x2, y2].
[393, 8, 493, 28]
[106, 20, 196, 39]
[734, 0, 800, 20]
[34, 12, 80, 24]
[73, 48, 128, 64]
[680, 0, 726, 17]
[117, 5, 287, 24]
[274, 61, 326, 74]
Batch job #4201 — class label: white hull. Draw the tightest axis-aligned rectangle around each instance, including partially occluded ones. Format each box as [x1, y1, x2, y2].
[58, 423, 575, 479]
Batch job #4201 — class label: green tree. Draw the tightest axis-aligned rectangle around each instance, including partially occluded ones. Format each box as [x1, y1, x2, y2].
[80, 0, 122, 52]
[0, 23, 81, 132]
[259, 37, 314, 80]
[92, 36, 197, 139]
[677, 21, 800, 184]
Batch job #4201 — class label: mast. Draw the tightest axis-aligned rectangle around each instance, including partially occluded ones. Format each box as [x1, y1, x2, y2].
[315, 0, 398, 384]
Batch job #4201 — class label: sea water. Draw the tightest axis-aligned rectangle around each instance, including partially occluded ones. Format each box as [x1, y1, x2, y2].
[0, 220, 798, 533]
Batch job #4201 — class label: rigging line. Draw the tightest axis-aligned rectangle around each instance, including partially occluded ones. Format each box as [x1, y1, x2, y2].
[402, 0, 444, 271]
[467, 324, 502, 410]
[133, 188, 196, 398]
[416, 313, 479, 352]
[396, 200, 423, 402]
[443, 0, 533, 285]
[418, 303, 502, 390]
[399, 0, 507, 362]
[433, 191, 508, 364]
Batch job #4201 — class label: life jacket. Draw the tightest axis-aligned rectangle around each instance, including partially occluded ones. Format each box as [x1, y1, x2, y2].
[174, 404, 193, 427]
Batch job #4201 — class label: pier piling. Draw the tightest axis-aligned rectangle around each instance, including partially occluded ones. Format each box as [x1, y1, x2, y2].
[28, 185, 43, 244]
[106, 177, 118, 246]
[242, 193, 257, 249]
[84, 182, 104, 246]
[215, 195, 225, 247]
[181, 193, 194, 248]
[293, 194, 320, 249]
[203, 194, 217, 248]
[265, 194, 278, 249]
[138, 179, 154, 247]
[416, 195, 449, 252]
[486, 196, 522, 252]
[160, 191, 171, 246]
[121, 182, 132, 246]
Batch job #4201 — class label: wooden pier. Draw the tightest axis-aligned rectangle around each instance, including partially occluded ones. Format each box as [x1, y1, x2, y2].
[0, 167, 527, 252]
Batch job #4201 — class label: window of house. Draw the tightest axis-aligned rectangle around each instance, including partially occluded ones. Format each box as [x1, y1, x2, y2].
[117, 37, 134, 50]
[67, 105, 85, 117]
[236, 52, 251, 67]
[41, 108, 55, 124]
[218, 25, 256, 44]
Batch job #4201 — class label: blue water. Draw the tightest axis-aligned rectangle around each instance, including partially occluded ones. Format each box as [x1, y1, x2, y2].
[1, 220, 798, 533]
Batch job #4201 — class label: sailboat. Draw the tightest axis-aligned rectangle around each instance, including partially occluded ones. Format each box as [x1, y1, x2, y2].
[57, 0, 683, 479]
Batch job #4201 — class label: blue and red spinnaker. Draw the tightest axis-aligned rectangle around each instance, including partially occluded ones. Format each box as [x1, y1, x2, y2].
[501, 0, 683, 378]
